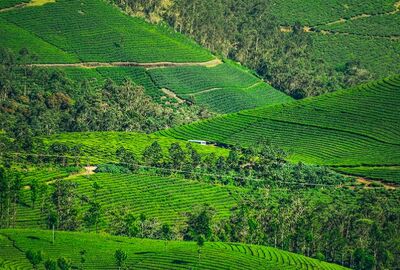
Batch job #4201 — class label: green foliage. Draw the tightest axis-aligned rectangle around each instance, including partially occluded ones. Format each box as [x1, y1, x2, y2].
[114, 249, 127, 269]
[57, 257, 72, 270]
[95, 164, 131, 174]
[184, 204, 215, 241]
[44, 258, 57, 270]
[25, 249, 43, 269]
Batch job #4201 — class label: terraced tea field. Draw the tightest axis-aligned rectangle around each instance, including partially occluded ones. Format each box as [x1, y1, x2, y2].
[71, 173, 240, 225]
[311, 34, 400, 79]
[271, 0, 400, 80]
[270, 0, 398, 25]
[0, 0, 28, 9]
[0, 230, 348, 270]
[320, 13, 400, 37]
[0, 0, 212, 63]
[149, 62, 292, 113]
[14, 172, 240, 228]
[39, 132, 228, 164]
[159, 76, 400, 177]
[53, 66, 163, 99]
[336, 166, 400, 184]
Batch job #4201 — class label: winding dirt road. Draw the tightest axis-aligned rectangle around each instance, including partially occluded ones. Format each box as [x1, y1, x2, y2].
[29, 59, 222, 69]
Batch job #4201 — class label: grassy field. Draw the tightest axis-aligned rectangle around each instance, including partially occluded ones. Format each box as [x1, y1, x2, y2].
[0, 229, 348, 269]
[0, 0, 213, 63]
[158, 75, 400, 171]
[148, 62, 292, 113]
[39, 131, 228, 164]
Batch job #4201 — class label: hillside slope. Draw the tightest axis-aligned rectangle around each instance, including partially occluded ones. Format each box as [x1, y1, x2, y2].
[159, 75, 400, 171]
[0, 229, 348, 269]
[272, 0, 400, 79]
[0, 0, 291, 113]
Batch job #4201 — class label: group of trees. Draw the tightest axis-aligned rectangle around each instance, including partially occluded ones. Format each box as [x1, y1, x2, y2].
[25, 250, 74, 270]
[0, 167, 21, 228]
[114, 0, 372, 98]
[0, 48, 211, 142]
[110, 139, 347, 187]
[24, 248, 127, 270]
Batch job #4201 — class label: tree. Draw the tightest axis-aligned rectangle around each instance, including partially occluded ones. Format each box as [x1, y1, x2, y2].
[44, 259, 57, 270]
[114, 249, 128, 270]
[92, 182, 102, 202]
[79, 250, 87, 269]
[169, 143, 186, 169]
[107, 206, 138, 237]
[0, 168, 21, 228]
[25, 250, 43, 270]
[83, 201, 101, 232]
[116, 147, 138, 171]
[57, 257, 72, 270]
[51, 180, 79, 230]
[184, 204, 215, 241]
[142, 141, 163, 166]
[161, 224, 173, 251]
[30, 179, 39, 209]
[196, 234, 205, 265]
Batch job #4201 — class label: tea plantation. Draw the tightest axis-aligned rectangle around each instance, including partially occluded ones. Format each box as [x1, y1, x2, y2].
[159, 75, 400, 177]
[270, 0, 400, 80]
[0, 230, 348, 269]
[148, 62, 292, 113]
[14, 172, 240, 229]
[39, 131, 228, 164]
[0, 0, 213, 63]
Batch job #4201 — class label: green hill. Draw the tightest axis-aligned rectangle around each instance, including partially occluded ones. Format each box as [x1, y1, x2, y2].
[0, 0, 291, 112]
[159, 75, 400, 178]
[0, 229, 348, 270]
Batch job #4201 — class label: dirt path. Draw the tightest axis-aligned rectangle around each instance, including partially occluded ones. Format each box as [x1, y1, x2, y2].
[30, 59, 222, 69]
[64, 166, 97, 180]
[191, 81, 264, 96]
[355, 177, 396, 190]
[161, 88, 185, 103]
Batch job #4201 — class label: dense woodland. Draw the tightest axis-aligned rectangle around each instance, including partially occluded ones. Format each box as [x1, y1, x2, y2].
[112, 0, 372, 98]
